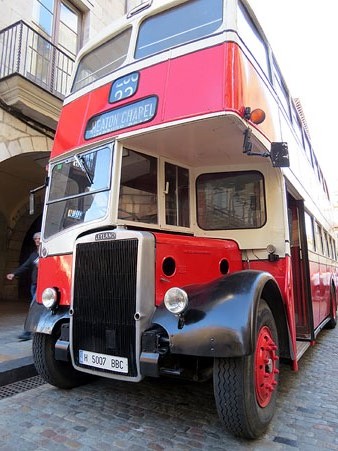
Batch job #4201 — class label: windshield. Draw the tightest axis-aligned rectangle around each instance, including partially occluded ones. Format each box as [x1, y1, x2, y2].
[72, 28, 132, 93]
[44, 144, 113, 238]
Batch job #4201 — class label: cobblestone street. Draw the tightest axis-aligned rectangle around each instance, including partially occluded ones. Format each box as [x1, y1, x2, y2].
[1, 325, 338, 450]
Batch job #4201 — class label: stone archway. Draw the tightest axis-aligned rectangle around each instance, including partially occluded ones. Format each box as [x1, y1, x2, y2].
[0, 105, 53, 302]
[2, 204, 43, 302]
[0, 151, 49, 301]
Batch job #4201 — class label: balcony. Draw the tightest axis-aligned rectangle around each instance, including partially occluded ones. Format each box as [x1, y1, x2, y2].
[0, 21, 75, 130]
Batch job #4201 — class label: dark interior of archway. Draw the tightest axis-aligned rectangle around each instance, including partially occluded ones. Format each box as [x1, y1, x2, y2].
[18, 215, 42, 301]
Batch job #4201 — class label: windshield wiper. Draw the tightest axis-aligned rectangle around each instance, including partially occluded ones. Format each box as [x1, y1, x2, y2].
[74, 154, 94, 185]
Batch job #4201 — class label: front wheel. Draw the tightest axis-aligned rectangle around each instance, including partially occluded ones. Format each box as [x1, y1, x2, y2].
[33, 329, 91, 389]
[325, 286, 337, 329]
[213, 300, 279, 439]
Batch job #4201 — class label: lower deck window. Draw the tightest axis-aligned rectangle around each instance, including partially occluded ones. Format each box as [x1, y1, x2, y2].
[118, 149, 158, 223]
[196, 171, 266, 230]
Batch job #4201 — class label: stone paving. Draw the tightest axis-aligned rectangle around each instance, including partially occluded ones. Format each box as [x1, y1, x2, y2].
[0, 320, 338, 450]
[0, 300, 32, 364]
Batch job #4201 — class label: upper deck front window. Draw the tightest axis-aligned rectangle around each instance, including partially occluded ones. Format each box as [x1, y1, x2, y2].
[44, 144, 112, 238]
[135, 0, 223, 59]
[72, 28, 132, 92]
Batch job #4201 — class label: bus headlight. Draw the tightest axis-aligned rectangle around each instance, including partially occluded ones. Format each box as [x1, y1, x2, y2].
[164, 287, 189, 314]
[42, 287, 59, 310]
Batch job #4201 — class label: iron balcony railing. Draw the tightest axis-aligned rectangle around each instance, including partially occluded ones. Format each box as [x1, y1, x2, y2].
[0, 20, 75, 99]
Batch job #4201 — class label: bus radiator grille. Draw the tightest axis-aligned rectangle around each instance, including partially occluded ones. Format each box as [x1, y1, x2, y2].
[71, 239, 138, 377]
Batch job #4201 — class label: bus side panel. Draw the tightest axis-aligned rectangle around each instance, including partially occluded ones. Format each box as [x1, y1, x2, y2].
[153, 233, 243, 306]
[245, 256, 297, 357]
[235, 44, 280, 143]
[319, 258, 332, 322]
[36, 255, 73, 306]
[163, 45, 226, 120]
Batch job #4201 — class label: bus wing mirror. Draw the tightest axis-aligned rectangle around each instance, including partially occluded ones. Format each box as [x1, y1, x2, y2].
[29, 179, 48, 215]
[29, 192, 34, 215]
[270, 142, 290, 167]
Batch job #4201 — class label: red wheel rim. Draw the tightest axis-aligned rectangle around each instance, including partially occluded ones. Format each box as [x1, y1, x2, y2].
[255, 325, 279, 408]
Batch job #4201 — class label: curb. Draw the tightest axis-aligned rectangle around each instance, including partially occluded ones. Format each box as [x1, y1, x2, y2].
[0, 356, 37, 386]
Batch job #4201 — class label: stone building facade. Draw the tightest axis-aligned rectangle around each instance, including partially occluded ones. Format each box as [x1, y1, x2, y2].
[0, 0, 140, 301]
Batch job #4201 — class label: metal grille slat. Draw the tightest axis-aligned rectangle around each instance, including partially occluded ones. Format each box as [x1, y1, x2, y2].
[72, 239, 138, 376]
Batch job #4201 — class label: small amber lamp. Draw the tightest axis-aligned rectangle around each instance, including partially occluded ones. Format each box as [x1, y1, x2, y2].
[250, 108, 266, 125]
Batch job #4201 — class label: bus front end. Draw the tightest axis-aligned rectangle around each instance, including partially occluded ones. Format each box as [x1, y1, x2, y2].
[71, 229, 155, 382]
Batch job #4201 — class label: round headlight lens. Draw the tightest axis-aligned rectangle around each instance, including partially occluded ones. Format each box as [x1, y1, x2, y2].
[164, 287, 189, 314]
[42, 287, 58, 309]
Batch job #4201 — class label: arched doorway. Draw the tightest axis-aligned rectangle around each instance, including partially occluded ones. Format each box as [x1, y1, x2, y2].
[0, 151, 49, 301]
[18, 216, 42, 300]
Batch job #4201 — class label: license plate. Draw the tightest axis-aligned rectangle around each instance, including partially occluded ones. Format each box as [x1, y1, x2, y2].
[79, 350, 128, 374]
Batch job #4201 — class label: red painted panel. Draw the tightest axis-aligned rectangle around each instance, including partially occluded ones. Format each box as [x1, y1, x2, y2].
[52, 42, 280, 159]
[36, 254, 73, 306]
[153, 233, 242, 306]
[245, 258, 288, 298]
[52, 44, 243, 158]
[246, 256, 297, 361]
[163, 45, 226, 120]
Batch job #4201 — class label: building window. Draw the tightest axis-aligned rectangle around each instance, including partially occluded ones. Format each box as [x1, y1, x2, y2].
[33, 0, 81, 58]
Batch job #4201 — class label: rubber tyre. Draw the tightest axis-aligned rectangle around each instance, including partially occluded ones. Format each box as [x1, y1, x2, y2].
[325, 286, 337, 329]
[33, 330, 91, 389]
[213, 300, 279, 439]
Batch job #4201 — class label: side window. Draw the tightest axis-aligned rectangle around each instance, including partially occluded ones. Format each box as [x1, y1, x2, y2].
[314, 222, 323, 255]
[303, 133, 313, 166]
[196, 171, 266, 230]
[272, 60, 290, 117]
[323, 231, 330, 257]
[329, 236, 335, 259]
[237, 4, 270, 79]
[291, 103, 304, 146]
[304, 212, 315, 252]
[165, 163, 190, 227]
[118, 149, 158, 224]
[332, 238, 337, 260]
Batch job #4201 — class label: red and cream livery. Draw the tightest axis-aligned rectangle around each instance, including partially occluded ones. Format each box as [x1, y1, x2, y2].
[26, 0, 337, 439]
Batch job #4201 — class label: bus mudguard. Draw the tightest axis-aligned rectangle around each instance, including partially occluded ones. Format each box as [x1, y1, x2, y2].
[148, 270, 286, 359]
[25, 300, 70, 335]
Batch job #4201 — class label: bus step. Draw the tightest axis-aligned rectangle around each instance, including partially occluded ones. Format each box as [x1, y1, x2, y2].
[296, 340, 311, 360]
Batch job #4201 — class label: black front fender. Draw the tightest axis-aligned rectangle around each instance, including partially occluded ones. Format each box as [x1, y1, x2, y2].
[152, 270, 283, 358]
[25, 301, 70, 334]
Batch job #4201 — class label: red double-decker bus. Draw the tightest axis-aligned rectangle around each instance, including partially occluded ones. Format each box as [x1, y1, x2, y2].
[26, 0, 338, 438]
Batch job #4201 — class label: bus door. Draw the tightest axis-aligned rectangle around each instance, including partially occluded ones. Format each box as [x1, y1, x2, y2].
[287, 195, 314, 340]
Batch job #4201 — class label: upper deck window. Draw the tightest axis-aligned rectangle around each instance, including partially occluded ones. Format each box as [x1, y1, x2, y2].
[135, 0, 223, 59]
[237, 3, 270, 79]
[72, 27, 132, 92]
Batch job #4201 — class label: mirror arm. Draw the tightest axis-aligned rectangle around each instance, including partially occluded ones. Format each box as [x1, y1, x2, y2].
[29, 178, 48, 215]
